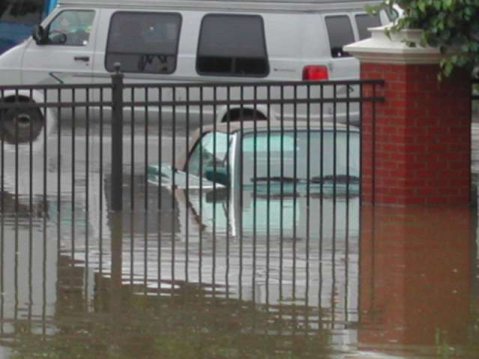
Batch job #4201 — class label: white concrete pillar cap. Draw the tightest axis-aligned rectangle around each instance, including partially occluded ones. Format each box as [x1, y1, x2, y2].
[344, 25, 443, 65]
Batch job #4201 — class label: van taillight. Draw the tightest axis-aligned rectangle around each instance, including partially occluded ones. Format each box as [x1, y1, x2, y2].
[302, 65, 329, 81]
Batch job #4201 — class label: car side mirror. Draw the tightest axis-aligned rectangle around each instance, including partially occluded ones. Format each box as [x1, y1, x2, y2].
[204, 166, 229, 186]
[32, 25, 46, 44]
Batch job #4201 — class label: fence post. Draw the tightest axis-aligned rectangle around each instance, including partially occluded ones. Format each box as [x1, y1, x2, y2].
[111, 63, 124, 211]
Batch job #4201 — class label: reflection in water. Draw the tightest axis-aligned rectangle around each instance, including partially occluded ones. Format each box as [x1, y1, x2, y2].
[0, 183, 478, 357]
[0, 177, 361, 357]
[0, 199, 57, 343]
[359, 206, 477, 357]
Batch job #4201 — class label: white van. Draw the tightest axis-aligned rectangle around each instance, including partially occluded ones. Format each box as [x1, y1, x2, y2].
[0, 0, 393, 144]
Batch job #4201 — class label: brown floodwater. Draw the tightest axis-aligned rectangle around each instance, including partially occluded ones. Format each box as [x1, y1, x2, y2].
[0, 185, 478, 359]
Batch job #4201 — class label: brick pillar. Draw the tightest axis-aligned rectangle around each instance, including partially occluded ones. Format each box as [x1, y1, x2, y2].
[345, 28, 471, 206]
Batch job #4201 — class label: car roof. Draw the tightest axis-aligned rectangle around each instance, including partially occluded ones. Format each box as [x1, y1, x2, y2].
[200, 120, 360, 134]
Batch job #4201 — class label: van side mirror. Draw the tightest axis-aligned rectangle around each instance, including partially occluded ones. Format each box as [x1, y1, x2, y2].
[32, 25, 46, 45]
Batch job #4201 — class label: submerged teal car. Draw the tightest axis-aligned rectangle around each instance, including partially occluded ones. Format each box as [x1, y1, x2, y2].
[148, 121, 360, 196]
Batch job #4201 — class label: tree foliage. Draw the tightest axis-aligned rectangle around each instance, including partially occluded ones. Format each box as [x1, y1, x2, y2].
[375, 0, 479, 77]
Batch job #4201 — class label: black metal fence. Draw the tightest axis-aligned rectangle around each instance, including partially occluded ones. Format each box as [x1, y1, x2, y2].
[0, 71, 384, 214]
[0, 74, 384, 352]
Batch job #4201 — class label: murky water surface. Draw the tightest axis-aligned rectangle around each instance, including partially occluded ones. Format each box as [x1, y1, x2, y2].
[0, 125, 478, 358]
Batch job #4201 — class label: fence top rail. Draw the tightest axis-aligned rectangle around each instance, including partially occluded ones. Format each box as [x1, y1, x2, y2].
[0, 79, 385, 92]
[120, 79, 386, 89]
[58, 0, 382, 13]
[0, 83, 112, 91]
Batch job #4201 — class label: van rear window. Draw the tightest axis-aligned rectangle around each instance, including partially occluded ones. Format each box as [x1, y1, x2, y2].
[355, 13, 381, 40]
[325, 15, 355, 58]
[197, 14, 269, 77]
[105, 12, 181, 74]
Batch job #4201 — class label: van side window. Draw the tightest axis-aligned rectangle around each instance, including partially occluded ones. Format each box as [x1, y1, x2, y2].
[355, 13, 381, 40]
[46, 10, 95, 46]
[106, 12, 181, 74]
[325, 16, 355, 58]
[197, 14, 269, 77]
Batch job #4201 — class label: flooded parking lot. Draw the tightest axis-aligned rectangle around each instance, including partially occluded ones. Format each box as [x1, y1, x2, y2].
[0, 122, 478, 359]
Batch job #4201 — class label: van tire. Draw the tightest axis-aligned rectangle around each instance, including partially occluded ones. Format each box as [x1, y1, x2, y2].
[2, 106, 44, 144]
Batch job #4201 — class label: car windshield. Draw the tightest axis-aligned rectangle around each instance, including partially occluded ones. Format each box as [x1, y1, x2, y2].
[240, 130, 359, 186]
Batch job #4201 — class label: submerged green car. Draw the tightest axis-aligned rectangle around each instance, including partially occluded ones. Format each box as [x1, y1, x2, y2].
[148, 121, 360, 195]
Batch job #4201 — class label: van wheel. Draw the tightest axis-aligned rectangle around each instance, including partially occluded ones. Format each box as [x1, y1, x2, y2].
[2, 106, 44, 144]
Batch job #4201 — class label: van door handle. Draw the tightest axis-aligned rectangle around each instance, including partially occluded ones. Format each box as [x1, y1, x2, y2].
[74, 56, 90, 62]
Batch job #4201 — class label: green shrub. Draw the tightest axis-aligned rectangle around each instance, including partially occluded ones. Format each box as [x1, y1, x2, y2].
[375, 0, 479, 77]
